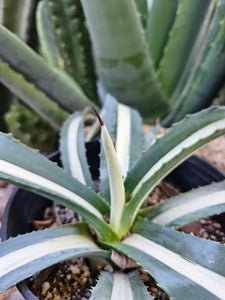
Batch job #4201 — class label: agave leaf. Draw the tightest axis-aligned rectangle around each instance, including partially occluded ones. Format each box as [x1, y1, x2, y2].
[163, 0, 225, 126]
[0, 59, 68, 130]
[157, 0, 211, 98]
[134, 217, 225, 277]
[90, 271, 113, 299]
[128, 270, 153, 299]
[0, 0, 35, 41]
[60, 110, 94, 188]
[139, 180, 225, 228]
[170, 14, 225, 123]
[90, 270, 152, 300]
[0, 223, 110, 293]
[94, 108, 125, 235]
[104, 218, 225, 299]
[99, 95, 143, 202]
[0, 0, 36, 131]
[0, 25, 95, 113]
[146, 0, 178, 69]
[134, 0, 148, 27]
[36, 1, 60, 67]
[81, 0, 167, 121]
[121, 107, 225, 235]
[143, 126, 161, 150]
[45, 0, 98, 101]
[164, 0, 218, 111]
[0, 132, 120, 241]
[115, 102, 143, 177]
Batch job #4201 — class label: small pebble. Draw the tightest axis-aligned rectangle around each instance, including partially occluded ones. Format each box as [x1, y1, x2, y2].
[83, 270, 90, 277]
[42, 282, 50, 296]
[70, 265, 81, 274]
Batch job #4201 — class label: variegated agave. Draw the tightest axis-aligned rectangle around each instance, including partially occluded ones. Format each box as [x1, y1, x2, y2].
[1, 97, 225, 299]
[0, 0, 225, 135]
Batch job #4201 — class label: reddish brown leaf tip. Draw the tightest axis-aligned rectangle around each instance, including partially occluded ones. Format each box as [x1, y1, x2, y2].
[92, 106, 104, 126]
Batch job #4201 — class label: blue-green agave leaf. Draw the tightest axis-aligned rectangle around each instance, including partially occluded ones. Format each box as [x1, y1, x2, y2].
[139, 180, 225, 228]
[60, 110, 93, 188]
[121, 107, 225, 235]
[0, 223, 110, 293]
[0, 132, 120, 242]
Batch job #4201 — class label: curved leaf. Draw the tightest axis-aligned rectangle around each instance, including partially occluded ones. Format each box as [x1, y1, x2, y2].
[0, 132, 119, 242]
[36, 1, 60, 67]
[81, 0, 167, 121]
[157, 0, 211, 98]
[99, 95, 143, 202]
[95, 108, 125, 235]
[0, 24, 94, 113]
[0, 0, 35, 41]
[172, 14, 225, 123]
[134, 218, 225, 277]
[0, 58, 68, 130]
[121, 107, 225, 235]
[146, 0, 178, 69]
[104, 219, 225, 299]
[0, 223, 110, 293]
[45, 0, 98, 100]
[60, 110, 93, 188]
[90, 270, 152, 300]
[139, 180, 225, 228]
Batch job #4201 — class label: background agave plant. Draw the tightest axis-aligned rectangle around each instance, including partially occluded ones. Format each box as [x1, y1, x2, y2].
[1, 100, 225, 298]
[0, 0, 224, 141]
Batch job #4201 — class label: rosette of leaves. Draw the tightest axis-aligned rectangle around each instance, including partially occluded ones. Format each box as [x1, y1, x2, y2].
[0, 0, 225, 132]
[1, 99, 225, 298]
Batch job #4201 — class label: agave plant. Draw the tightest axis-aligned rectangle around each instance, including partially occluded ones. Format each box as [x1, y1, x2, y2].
[1, 99, 225, 298]
[0, 0, 225, 133]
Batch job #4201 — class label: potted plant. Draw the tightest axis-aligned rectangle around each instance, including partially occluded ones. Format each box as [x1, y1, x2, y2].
[1, 98, 225, 298]
[0, 0, 224, 136]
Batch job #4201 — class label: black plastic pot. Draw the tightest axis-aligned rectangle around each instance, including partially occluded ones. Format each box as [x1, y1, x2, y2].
[1, 150, 225, 299]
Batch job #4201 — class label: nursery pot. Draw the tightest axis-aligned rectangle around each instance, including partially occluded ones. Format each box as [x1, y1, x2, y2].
[1, 150, 225, 299]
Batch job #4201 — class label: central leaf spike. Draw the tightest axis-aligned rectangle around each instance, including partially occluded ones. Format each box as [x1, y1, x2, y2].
[93, 107, 125, 237]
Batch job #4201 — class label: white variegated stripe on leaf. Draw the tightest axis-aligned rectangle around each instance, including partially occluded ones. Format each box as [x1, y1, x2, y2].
[0, 133, 119, 242]
[60, 111, 93, 187]
[0, 224, 110, 293]
[0, 159, 101, 218]
[104, 230, 225, 299]
[100, 123, 125, 235]
[133, 218, 225, 277]
[116, 103, 131, 178]
[111, 273, 133, 299]
[99, 95, 118, 202]
[0, 159, 119, 242]
[121, 107, 225, 235]
[99, 94, 143, 203]
[123, 235, 225, 299]
[140, 180, 225, 227]
[116, 100, 143, 178]
[0, 133, 109, 215]
[90, 271, 152, 300]
[133, 118, 225, 195]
